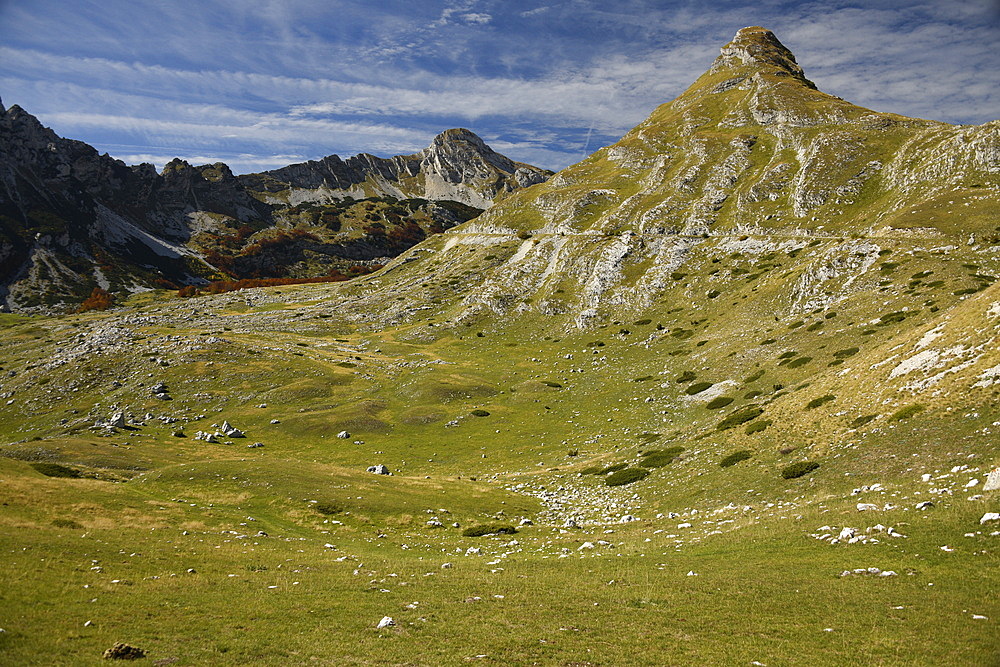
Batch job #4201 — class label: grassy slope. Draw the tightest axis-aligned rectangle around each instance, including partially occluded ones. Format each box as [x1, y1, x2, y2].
[1, 31, 999, 665]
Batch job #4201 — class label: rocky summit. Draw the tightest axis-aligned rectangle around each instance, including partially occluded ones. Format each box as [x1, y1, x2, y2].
[0, 115, 550, 312]
[0, 27, 997, 666]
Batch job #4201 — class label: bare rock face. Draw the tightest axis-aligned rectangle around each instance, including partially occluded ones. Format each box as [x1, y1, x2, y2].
[238, 128, 552, 209]
[0, 100, 550, 312]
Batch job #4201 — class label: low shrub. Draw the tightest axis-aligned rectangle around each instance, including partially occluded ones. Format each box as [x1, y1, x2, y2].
[637, 432, 662, 442]
[605, 468, 650, 486]
[51, 518, 83, 529]
[786, 356, 812, 369]
[717, 407, 764, 430]
[638, 447, 684, 468]
[542, 381, 562, 388]
[850, 414, 878, 428]
[675, 371, 697, 383]
[470, 409, 491, 417]
[31, 462, 81, 478]
[833, 347, 859, 359]
[314, 502, 343, 516]
[746, 419, 772, 435]
[719, 450, 752, 468]
[806, 395, 835, 409]
[705, 396, 734, 410]
[685, 381, 713, 395]
[579, 466, 604, 475]
[598, 462, 629, 475]
[462, 524, 518, 537]
[781, 461, 820, 479]
[890, 404, 924, 421]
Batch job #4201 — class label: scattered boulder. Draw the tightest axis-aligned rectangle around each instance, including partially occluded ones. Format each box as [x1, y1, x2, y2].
[915, 501, 934, 510]
[367, 464, 391, 475]
[519, 518, 533, 526]
[337, 431, 351, 439]
[247, 442, 264, 448]
[984, 467, 1000, 492]
[981, 512, 1000, 525]
[220, 421, 245, 438]
[856, 503, 879, 511]
[376, 616, 395, 629]
[102, 642, 145, 660]
[106, 411, 126, 429]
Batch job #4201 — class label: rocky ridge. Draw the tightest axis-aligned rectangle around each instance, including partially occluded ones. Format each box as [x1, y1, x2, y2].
[0, 109, 549, 312]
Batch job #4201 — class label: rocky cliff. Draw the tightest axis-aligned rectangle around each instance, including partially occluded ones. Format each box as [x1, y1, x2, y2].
[239, 128, 551, 209]
[0, 112, 548, 312]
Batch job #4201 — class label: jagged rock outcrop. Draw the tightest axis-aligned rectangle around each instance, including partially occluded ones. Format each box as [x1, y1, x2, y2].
[0, 107, 549, 312]
[239, 128, 551, 209]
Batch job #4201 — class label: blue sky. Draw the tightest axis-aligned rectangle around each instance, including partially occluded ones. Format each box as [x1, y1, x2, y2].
[1, 0, 997, 173]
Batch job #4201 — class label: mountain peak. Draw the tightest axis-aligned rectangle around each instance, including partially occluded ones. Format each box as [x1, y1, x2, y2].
[712, 26, 815, 88]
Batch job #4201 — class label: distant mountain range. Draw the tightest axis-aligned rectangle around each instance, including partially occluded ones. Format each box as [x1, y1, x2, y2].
[0, 111, 551, 312]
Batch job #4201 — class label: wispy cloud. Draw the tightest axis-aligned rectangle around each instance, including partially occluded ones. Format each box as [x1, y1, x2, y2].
[0, 0, 996, 174]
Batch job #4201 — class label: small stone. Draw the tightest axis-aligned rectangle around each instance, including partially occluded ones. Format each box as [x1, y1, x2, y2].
[337, 431, 351, 439]
[857, 503, 879, 511]
[980, 512, 1000, 524]
[376, 616, 395, 629]
[367, 464, 391, 475]
[915, 501, 934, 510]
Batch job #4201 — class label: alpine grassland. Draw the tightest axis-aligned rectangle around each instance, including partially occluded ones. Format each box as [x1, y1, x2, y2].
[1, 27, 998, 665]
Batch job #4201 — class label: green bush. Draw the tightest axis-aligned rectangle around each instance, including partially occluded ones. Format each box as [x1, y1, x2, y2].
[705, 396, 734, 410]
[850, 414, 877, 428]
[685, 381, 713, 395]
[717, 407, 764, 431]
[746, 419, 772, 435]
[462, 524, 518, 537]
[31, 462, 81, 478]
[781, 461, 820, 479]
[470, 409, 491, 417]
[638, 447, 684, 468]
[719, 451, 752, 468]
[675, 371, 697, 383]
[314, 502, 343, 516]
[605, 468, 650, 486]
[579, 466, 604, 475]
[833, 347, 859, 359]
[890, 404, 924, 421]
[598, 462, 629, 475]
[51, 518, 83, 529]
[637, 432, 662, 442]
[806, 395, 835, 409]
[543, 381, 563, 388]
[786, 357, 812, 369]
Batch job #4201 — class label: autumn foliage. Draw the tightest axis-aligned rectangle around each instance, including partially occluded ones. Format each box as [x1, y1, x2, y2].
[75, 287, 115, 313]
[176, 265, 383, 298]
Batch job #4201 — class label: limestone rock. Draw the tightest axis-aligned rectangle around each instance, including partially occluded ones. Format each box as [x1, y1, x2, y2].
[367, 464, 391, 475]
[220, 421, 244, 438]
[984, 468, 1000, 492]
